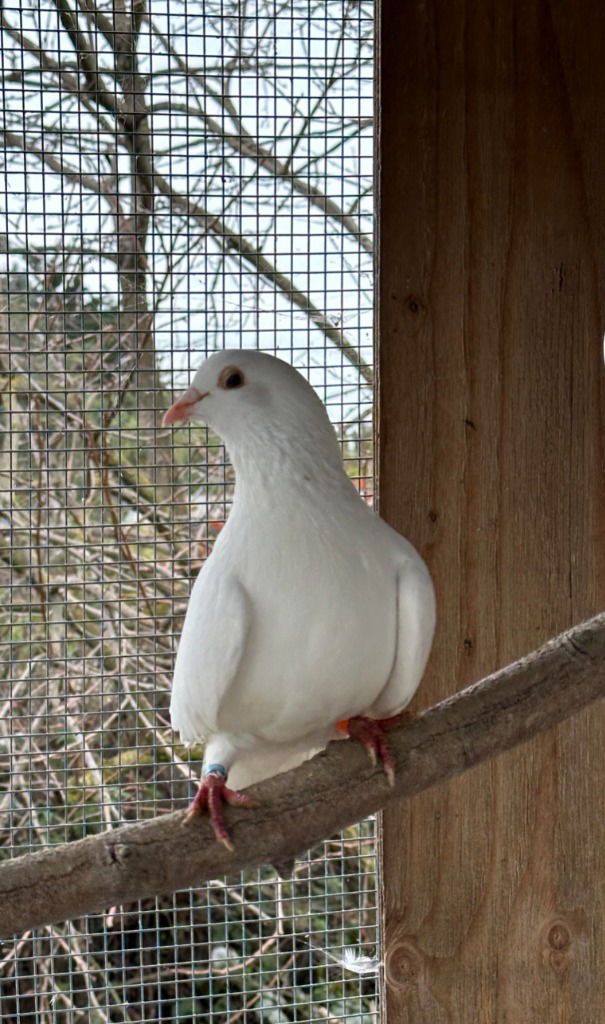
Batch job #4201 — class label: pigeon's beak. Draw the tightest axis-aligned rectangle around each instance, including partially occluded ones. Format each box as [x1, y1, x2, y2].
[162, 386, 205, 426]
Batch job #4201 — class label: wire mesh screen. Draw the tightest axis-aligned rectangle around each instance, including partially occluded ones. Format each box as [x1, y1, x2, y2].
[0, 1, 375, 1020]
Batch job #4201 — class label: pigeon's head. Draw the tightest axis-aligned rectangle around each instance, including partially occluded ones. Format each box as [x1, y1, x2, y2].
[163, 350, 343, 467]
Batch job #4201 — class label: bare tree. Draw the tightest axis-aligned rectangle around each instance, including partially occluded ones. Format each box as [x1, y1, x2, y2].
[0, 4, 377, 1020]
[1, 0, 373, 380]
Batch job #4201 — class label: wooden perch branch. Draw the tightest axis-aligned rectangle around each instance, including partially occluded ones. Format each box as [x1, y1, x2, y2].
[1, 613, 605, 939]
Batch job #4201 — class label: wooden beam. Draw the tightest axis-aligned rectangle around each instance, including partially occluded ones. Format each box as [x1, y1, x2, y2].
[377, 0, 605, 1019]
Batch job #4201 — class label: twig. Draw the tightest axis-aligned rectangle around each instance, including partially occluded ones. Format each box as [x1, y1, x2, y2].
[1, 613, 604, 937]
[153, 177, 373, 383]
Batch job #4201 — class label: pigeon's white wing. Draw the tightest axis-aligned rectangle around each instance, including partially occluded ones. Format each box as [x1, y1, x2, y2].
[170, 568, 251, 743]
[370, 557, 436, 718]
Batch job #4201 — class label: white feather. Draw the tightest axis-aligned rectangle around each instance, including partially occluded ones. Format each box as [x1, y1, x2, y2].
[168, 350, 435, 789]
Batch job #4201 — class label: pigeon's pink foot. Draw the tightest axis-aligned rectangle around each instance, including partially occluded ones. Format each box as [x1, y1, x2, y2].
[183, 769, 255, 851]
[336, 711, 414, 787]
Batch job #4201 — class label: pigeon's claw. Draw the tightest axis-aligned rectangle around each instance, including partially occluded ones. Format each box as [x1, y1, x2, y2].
[337, 711, 414, 787]
[183, 770, 255, 851]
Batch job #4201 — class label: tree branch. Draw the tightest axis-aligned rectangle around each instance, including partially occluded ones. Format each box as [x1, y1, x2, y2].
[2, 612, 604, 938]
[146, 17, 373, 254]
[148, 104, 373, 254]
[156, 178, 374, 384]
[1, 135, 372, 383]
[51, 0, 120, 116]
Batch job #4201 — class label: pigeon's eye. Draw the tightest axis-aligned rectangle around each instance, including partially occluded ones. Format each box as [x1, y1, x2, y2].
[218, 366, 245, 391]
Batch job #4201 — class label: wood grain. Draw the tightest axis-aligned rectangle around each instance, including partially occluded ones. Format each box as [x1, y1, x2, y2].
[377, 1, 605, 1020]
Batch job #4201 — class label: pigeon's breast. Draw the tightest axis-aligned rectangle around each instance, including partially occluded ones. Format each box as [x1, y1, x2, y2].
[214, 505, 401, 742]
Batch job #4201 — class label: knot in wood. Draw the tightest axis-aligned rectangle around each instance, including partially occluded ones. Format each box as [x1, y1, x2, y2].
[541, 918, 573, 975]
[403, 294, 426, 317]
[105, 841, 131, 867]
[385, 939, 423, 991]
[547, 922, 571, 952]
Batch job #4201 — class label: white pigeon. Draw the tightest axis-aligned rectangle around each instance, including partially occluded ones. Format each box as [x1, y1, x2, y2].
[163, 350, 435, 849]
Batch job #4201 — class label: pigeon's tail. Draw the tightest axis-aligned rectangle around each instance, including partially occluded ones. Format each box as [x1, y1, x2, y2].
[228, 742, 321, 790]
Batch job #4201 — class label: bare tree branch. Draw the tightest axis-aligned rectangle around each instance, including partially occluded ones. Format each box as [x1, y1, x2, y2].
[52, 0, 119, 115]
[156, 178, 374, 383]
[1, 130, 107, 196]
[150, 101, 373, 253]
[1, 133, 373, 382]
[2, 612, 604, 939]
[1, 5, 373, 381]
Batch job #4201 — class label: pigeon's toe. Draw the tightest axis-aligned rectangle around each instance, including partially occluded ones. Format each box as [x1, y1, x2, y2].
[183, 770, 255, 851]
[337, 711, 414, 787]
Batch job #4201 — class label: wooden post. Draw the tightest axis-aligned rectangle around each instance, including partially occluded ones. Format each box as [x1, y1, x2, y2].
[377, 1, 605, 1019]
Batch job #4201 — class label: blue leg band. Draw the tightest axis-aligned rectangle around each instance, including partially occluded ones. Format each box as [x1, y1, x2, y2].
[204, 763, 228, 778]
